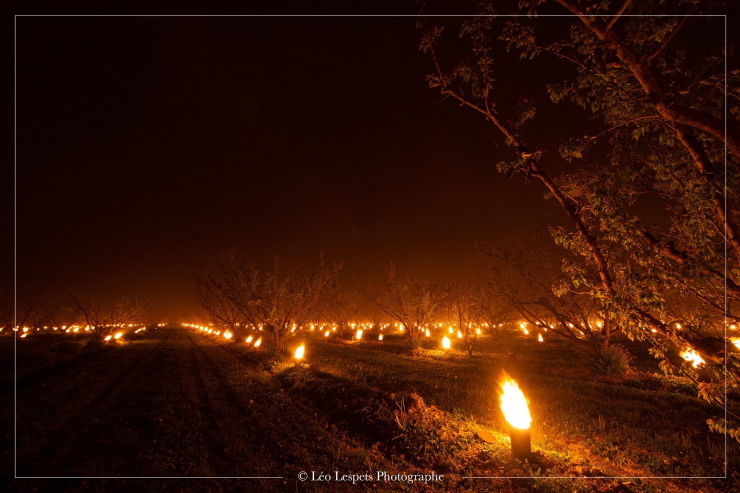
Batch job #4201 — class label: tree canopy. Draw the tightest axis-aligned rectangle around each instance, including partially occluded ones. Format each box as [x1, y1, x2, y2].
[419, 0, 738, 440]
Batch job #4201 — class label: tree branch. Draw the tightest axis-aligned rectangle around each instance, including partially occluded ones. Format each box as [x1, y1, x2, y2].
[606, 0, 632, 31]
[555, 0, 740, 157]
[645, 15, 688, 63]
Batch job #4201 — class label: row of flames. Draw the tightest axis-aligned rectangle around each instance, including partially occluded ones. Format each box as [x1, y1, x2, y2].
[184, 320, 735, 370]
[8, 323, 161, 339]
[188, 324, 265, 348]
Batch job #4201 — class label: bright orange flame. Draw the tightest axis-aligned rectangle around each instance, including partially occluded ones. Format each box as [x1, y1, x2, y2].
[114, 332, 123, 339]
[224, 331, 233, 339]
[246, 335, 253, 343]
[295, 344, 305, 360]
[378, 334, 383, 341]
[538, 333, 543, 343]
[104, 335, 112, 341]
[355, 329, 363, 340]
[442, 336, 451, 350]
[324, 330, 330, 337]
[680, 347, 705, 368]
[253, 337, 262, 347]
[500, 374, 531, 429]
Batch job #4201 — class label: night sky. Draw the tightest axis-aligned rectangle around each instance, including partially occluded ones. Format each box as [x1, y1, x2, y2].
[11, 4, 728, 320]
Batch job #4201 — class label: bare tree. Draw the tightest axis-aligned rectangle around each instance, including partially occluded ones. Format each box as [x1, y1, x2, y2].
[192, 273, 246, 341]
[480, 243, 615, 348]
[369, 263, 441, 344]
[325, 289, 365, 337]
[69, 293, 149, 339]
[196, 249, 341, 352]
[444, 282, 481, 356]
[475, 280, 517, 338]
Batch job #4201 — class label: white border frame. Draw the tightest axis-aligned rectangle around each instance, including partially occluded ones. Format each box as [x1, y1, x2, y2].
[13, 12, 729, 482]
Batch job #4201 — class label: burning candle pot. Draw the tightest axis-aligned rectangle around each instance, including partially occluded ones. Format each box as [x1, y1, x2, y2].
[500, 373, 532, 459]
[294, 344, 305, 367]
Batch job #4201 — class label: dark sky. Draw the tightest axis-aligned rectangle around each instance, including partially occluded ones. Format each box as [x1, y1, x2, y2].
[11, 3, 729, 320]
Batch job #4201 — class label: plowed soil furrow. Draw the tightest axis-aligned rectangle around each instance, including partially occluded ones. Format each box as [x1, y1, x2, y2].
[12, 327, 399, 491]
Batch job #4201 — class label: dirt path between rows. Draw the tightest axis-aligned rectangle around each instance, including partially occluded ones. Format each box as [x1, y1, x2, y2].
[9, 327, 399, 492]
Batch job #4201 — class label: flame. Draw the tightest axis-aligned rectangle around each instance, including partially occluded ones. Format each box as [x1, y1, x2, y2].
[448, 326, 454, 334]
[114, 332, 123, 339]
[224, 331, 233, 339]
[253, 337, 262, 347]
[538, 333, 543, 343]
[680, 347, 705, 368]
[104, 335, 112, 341]
[476, 328, 481, 335]
[246, 335, 253, 343]
[324, 330, 330, 337]
[500, 374, 531, 429]
[295, 344, 305, 360]
[457, 330, 463, 338]
[442, 336, 451, 350]
[522, 328, 529, 335]
[425, 328, 431, 337]
[732, 338, 740, 350]
[356, 329, 363, 340]
[378, 334, 383, 341]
